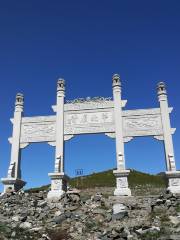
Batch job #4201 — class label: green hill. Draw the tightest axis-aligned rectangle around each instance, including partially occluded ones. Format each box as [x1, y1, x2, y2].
[27, 169, 166, 192]
[70, 169, 166, 189]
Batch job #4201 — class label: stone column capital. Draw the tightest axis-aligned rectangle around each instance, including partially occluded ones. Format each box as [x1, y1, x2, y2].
[57, 78, 65, 96]
[15, 93, 24, 112]
[157, 82, 167, 101]
[112, 74, 121, 91]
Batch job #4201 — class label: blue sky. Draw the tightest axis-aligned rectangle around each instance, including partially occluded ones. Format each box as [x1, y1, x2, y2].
[0, 0, 180, 190]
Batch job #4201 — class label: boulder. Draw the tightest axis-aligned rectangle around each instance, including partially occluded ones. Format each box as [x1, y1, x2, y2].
[19, 221, 32, 230]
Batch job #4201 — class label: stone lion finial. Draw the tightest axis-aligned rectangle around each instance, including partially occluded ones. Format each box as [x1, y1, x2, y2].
[157, 81, 167, 96]
[112, 74, 121, 88]
[57, 78, 65, 92]
[15, 93, 24, 106]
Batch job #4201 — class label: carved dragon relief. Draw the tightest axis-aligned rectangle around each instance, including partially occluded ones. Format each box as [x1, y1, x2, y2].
[122, 107, 173, 117]
[124, 115, 162, 131]
[52, 98, 127, 112]
[20, 122, 56, 143]
[66, 97, 113, 104]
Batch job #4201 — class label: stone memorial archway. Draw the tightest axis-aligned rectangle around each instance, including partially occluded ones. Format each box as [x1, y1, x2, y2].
[1, 74, 180, 199]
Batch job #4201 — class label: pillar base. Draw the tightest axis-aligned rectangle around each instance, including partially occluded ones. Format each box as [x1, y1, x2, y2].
[113, 170, 131, 196]
[1, 178, 26, 193]
[165, 171, 180, 194]
[47, 172, 70, 200]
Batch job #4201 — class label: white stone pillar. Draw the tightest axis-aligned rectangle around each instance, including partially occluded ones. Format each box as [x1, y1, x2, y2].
[112, 74, 131, 196]
[157, 82, 180, 194]
[157, 82, 176, 171]
[55, 79, 65, 173]
[1, 93, 26, 192]
[48, 79, 69, 200]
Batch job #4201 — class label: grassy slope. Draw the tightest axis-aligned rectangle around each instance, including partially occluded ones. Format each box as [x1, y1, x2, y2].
[70, 169, 166, 189]
[27, 169, 166, 192]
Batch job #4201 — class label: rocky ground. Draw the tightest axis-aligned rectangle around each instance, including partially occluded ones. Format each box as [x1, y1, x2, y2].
[0, 188, 180, 240]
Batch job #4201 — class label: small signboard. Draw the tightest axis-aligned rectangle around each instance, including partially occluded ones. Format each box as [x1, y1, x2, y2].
[75, 169, 83, 176]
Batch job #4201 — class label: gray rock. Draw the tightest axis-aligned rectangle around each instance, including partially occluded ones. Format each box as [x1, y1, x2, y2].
[92, 193, 102, 202]
[54, 210, 62, 216]
[135, 226, 160, 235]
[113, 203, 127, 214]
[11, 231, 16, 237]
[169, 234, 180, 240]
[66, 205, 79, 211]
[112, 210, 128, 220]
[0, 188, 180, 239]
[53, 213, 66, 224]
[106, 213, 112, 222]
[169, 215, 180, 225]
[19, 221, 32, 229]
[93, 208, 106, 215]
[112, 203, 128, 220]
[38, 201, 47, 207]
[65, 210, 72, 218]
[11, 215, 20, 222]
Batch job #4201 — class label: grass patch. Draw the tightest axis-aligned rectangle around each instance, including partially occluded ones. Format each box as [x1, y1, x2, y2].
[0, 223, 12, 240]
[140, 231, 161, 240]
[175, 204, 180, 212]
[26, 169, 166, 192]
[70, 169, 166, 189]
[0, 223, 11, 234]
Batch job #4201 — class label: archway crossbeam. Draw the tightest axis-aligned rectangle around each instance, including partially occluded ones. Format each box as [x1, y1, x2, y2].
[8, 106, 175, 145]
[1, 75, 180, 199]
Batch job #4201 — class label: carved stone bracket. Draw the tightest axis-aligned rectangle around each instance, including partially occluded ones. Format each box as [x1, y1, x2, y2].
[47, 142, 56, 147]
[47, 135, 74, 146]
[105, 132, 115, 139]
[64, 135, 74, 141]
[154, 128, 176, 141]
[8, 138, 29, 149]
[20, 143, 29, 149]
[124, 137, 134, 143]
[171, 128, 176, 134]
[105, 133, 134, 143]
[154, 135, 164, 141]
